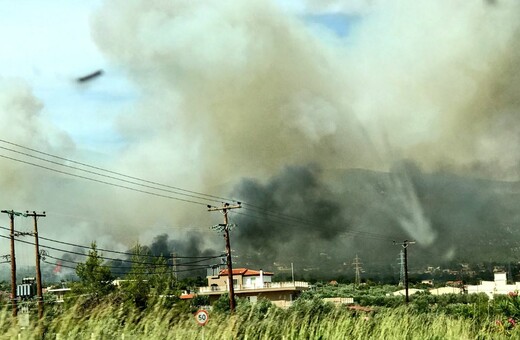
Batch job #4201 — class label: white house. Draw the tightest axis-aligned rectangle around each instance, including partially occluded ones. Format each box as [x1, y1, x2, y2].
[390, 288, 424, 297]
[429, 286, 463, 295]
[466, 272, 520, 299]
[46, 287, 71, 303]
[207, 268, 274, 290]
[197, 267, 309, 308]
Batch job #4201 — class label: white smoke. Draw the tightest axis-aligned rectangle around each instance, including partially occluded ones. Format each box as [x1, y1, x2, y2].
[85, 0, 520, 245]
[2, 0, 519, 258]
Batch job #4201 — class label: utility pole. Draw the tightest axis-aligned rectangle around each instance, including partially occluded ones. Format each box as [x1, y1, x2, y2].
[394, 240, 415, 303]
[352, 254, 363, 286]
[208, 202, 241, 312]
[398, 250, 405, 287]
[1, 210, 25, 317]
[26, 211, 46, 319]
[171, 252, 178, 281]
[291, 262, 295, 287]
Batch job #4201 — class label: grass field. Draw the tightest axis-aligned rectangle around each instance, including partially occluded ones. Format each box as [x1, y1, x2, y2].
[1, 296, 519, 339]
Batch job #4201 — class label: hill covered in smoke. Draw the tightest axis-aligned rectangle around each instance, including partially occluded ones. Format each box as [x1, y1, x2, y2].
[228, 163, 520, 274]
[1, 1, 520, 281]
[122, 163, 520, 280]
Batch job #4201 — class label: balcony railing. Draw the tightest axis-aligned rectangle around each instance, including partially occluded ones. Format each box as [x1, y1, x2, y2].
[197, 281, 309, 294]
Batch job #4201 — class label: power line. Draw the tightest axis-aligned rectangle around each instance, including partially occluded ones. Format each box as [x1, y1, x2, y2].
[0, 139, 407, 243]
[234, 209, 402, 241]
[0, 153, 210, 207]
[0, 233, 222, 267]
[0, 225, 217, 259]
[0, 145, 225, 204]
[37, 243, 221, 267]
[394, 240, 415, 303]
[41, 259, 210, 275]
[46, 211, 211, 233]
[352, 254, 363, 286]
[0, 149, 403, 241]
[0, 139, 239, 204]
[44, 254, 211, 273]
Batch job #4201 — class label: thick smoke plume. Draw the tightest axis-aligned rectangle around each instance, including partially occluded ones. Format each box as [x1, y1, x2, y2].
[91, 0, 520, 269]
[2, 0, 520, 276]
[232, 166, 348, 265]
[93, 0, 520, 181]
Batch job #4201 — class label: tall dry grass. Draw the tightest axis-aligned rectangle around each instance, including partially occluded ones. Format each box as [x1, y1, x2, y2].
[0, 299, 517, 339]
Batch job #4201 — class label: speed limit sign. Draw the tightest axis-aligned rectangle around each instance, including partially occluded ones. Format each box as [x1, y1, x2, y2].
[195, 309, 209, 326]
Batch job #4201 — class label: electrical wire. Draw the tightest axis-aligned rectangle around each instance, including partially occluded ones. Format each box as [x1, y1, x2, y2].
[0, 224, 220, 260]
[42, 259, 209, 275]
[0, 138, 239, 204]
[232, 210, 402, 241]
[0, 153, 210, 207]
[0, 232, 222, 267]
[0, 145, 226, 205]
[44, 254, 211, 273]
[0, 138, 408, 244]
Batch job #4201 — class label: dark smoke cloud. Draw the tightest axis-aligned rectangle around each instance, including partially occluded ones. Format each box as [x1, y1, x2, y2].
[224, 162, 520, 275]
[4, 0, 520, 279]
[232, 166, 348, 266]
[147, 233, 216, 259]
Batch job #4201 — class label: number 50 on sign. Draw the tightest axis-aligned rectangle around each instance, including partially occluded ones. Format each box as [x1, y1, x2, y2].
[195, 309, 209, 326]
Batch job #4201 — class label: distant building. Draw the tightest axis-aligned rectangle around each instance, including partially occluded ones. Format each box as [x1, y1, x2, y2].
[390, 288, 424, 297]
[466, 272, 519, 299]
[207, 268, 274, 289]
[429, 286, 463, 295]
[46, 287, 71, 303]
[323, 297, 354, 305]
[197, 268, 309, 308]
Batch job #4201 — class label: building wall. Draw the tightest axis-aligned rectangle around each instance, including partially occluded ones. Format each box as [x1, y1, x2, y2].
[429, 287, 463, 295]
[208, 274, 273, 289]
[466, 273, 520, 299]
[243, 275, 272, 288]
[206, 290, 298, 307]
[208, 274, 244, 288]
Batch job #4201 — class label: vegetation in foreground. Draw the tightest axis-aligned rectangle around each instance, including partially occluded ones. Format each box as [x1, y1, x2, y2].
[1, 293, 520, 339]
[4, 244, 520, 339]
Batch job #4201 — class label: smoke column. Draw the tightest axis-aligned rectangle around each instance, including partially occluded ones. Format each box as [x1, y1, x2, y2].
[2, 0, 520, 273]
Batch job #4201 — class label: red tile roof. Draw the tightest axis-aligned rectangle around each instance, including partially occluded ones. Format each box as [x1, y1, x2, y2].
[180, 293, 195, 300]
[219, 268, 274, 276]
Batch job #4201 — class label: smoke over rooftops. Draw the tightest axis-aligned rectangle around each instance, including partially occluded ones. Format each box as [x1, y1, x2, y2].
[1, 1, 520, 273]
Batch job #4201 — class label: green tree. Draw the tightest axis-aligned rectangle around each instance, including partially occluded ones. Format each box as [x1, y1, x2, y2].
[120, 243, 151, 309]
[75, 242, 114, 297]
[149, 255, 172, 295]
[213, 293, 231, 313]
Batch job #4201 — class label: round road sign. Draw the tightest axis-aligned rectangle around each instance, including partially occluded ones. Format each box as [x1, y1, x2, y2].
[195, 309, 209, 326]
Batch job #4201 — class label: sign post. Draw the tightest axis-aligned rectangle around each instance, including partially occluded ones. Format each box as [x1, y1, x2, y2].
[195, 309, 209, 340]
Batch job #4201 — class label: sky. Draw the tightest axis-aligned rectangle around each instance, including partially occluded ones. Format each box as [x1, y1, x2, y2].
[0, 0, 363, 267]
[0, 0, 355, 155]
[0, 1, 135, 153]
[0, 0, 519, 272]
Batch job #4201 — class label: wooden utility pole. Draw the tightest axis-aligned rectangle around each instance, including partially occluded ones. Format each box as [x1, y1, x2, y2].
[26, 211, 46, 319]
[394, 240, 415, 303]
[208, 202, 241, 312]
[1, 210, 25, 317]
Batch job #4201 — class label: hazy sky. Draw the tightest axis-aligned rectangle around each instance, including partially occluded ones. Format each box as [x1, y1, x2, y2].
[0, 0, 355, 154]
[0, 1, 134, 153]
[0, 0, 364, 265]
[0, 0, 519, 270]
